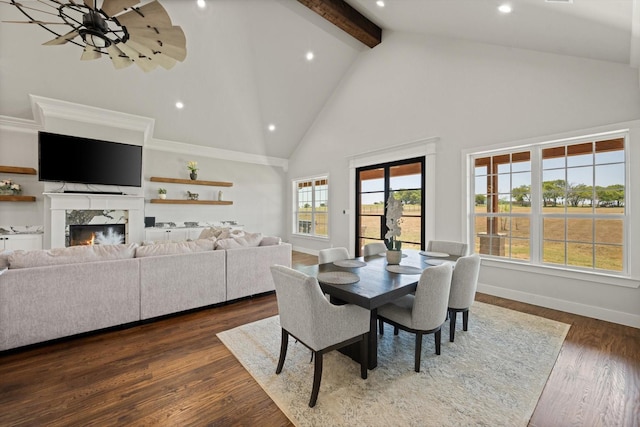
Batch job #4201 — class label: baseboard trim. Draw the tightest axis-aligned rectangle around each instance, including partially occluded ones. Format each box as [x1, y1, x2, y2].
[478, 282, 640, 329]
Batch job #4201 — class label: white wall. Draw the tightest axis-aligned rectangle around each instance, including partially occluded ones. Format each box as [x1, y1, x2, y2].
[287, 32, 640, 327]
[0, 119, 286, 241]
[143, 149, 285, 237]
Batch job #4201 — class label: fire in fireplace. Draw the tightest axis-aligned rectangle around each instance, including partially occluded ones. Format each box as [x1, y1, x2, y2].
[69, 224, 126, 246]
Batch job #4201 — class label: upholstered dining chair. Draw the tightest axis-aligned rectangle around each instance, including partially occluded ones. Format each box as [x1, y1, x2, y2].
[270, 265, 370, 407]
[377, 263, 454, 372]
[318, 247, 349, 264]
[448, 253, 481, 342]
[363, 242, 387, 257]
[427, 240, 468, 257]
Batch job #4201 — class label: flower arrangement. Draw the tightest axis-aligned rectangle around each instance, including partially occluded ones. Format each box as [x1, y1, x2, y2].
[0, 179, 21, 195]
[384, 194, 403, 251]
[187, 161, 198, 172]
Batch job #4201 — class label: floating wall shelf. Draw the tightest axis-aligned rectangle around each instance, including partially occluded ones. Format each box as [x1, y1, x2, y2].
[0, 166, 37, 175]
[150, 177, 233, 187]
[0, 195, 36, 202]
[150, 199, 233, 205]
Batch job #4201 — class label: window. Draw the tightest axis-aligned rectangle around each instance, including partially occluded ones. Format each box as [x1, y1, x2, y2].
[471, 133, 627, 274]
[293, 176, 328, 238]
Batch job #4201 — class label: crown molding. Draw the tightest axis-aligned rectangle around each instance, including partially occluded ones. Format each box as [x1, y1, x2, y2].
[29, 95, 155, 143]
[0, 115, 40, 133]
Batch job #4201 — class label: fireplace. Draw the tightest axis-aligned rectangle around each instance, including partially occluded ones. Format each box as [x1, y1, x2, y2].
[44, 193, 145, 249]
[69, 224, 126, 246]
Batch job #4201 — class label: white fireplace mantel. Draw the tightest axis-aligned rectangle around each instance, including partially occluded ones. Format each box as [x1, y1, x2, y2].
[44, 193, 145, 249]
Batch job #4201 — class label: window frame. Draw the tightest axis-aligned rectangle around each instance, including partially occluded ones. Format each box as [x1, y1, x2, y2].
[466, 129, 633, 286]
[292, 174, 329, 239]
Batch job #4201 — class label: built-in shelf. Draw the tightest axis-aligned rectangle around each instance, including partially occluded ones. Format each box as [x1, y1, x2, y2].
[0, 195, 36, 202]
[150, 177, 233, 187]
[150, 199, 233, 205]
[0, 166, 37, 175]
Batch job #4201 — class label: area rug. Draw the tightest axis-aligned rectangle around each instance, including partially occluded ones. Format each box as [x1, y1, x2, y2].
[217, 301, 570, 427]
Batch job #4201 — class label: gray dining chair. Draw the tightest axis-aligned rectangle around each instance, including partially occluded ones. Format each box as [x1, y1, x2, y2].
[318, 247, 349, 264]
[448, 253, 481, 342]
[427, 240, 468, 257]
[363, 242, 387, 257]
[377, 263, 454, 372]
[270, 265, 370, 407]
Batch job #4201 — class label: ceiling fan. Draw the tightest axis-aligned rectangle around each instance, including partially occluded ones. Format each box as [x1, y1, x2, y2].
[1, 0, 187, 72]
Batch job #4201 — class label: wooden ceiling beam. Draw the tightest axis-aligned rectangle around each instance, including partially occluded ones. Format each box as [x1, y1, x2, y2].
[297, 0, 382, 48]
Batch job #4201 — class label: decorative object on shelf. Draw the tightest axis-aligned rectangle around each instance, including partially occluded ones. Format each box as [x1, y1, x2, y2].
[384, 193, 403, 264]
[187, 161, 198, 180]
[218, 190, 223, 201]
[187, 191, 199, 200]
[0, 179, 22, 195]
[2, 0, 187, 72]
[158, 188, 167, 200]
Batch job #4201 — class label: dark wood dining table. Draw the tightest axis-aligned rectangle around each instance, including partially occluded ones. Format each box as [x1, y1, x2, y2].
[295, 249, 459, 369]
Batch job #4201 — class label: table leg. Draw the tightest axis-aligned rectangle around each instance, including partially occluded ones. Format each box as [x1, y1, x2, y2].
[368, 308, 378, 369]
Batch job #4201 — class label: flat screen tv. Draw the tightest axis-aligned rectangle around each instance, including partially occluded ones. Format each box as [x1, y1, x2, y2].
[38, 131, 142, 187]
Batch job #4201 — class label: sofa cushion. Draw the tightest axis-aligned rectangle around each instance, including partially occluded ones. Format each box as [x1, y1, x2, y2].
[0, 249, 13, 269]
[259, 236, 282, 246]
[198, 226, 235, 239]
[135, 239, 215, 258]
[215, 232, 263, 250]
[8, 243, 138, 269]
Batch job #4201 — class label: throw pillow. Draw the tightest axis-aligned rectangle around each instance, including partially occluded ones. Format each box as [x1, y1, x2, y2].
[259, 236, 282, 246]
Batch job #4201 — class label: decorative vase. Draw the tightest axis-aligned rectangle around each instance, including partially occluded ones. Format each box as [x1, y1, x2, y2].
[0, 188, 12, 195]
[158, 194, 166, 199]
[218, 190, 223, 201]
[190, 171, 197, 180]
[386, 249, 402, 265]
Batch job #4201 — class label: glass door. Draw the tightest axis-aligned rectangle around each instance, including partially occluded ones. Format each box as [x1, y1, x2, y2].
[355, 157, 425, 256]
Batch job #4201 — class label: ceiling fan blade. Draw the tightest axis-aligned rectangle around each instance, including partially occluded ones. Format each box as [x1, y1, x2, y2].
[126, 39, 176, 69]
[127, 26, 186, 61]
[83, 0, 94, 9]
[2, 20, 68, 25]
[80, 46, 101, 61]
[106, 44, 134, 69]
[116, 41, 157, 72]
[115, 0, 172, 28]
[101, 0, 139, 18]
[42, 29, 80, 45]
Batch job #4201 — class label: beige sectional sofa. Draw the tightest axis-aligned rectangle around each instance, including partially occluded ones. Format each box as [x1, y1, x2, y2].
[0, 234, 291, 352]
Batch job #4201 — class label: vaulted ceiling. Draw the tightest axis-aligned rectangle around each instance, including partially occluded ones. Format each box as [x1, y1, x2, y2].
[0, 0, 638, 160]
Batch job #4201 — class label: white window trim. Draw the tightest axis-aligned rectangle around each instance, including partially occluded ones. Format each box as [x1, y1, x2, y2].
[347, 136, 439, 254]
[462, 120, 640, 289]
[291, 174, 330, 240]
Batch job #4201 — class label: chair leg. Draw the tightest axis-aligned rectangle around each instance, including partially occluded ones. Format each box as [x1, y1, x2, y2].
[309, 351, 323, 407]
[378, 318, 384, 335]
[276, 329, 288, 374]
[463, 309, 469, 331]
[414, 332, 423, 372]
[435, 329, 441, 355]
[394, 326, 399, 336]
[360, 333, 368, 379]
[449, 310, 457, 342]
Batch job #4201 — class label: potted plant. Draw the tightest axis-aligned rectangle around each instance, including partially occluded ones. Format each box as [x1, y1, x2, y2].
[384, 194, 403, 264]
[187, 161, 198, 180]
[158, 188, 167, 199]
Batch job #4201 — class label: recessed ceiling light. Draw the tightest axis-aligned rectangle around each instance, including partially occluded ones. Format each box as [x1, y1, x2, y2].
[196, 0, 206, 9]
[498, 4, 512, 13]
[268, 124, 276, 132]
[306, 51, 314, 61]
[376, 0, 385, 7]
[175, 101, 184, 109]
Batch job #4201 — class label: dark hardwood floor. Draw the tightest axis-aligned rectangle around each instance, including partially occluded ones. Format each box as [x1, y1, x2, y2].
[1, 251, 638, 426]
